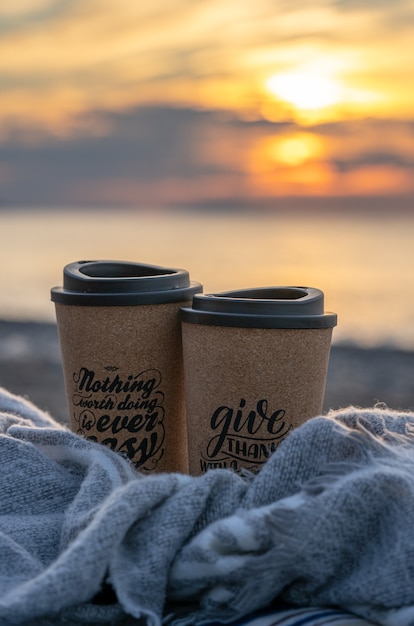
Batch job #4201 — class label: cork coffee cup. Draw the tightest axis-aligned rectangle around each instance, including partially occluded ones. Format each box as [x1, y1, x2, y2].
[181, 287, 337, 475]
[51, 260, 202, 473]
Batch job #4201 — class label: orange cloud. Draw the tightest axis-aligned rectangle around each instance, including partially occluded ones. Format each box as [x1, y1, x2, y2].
[0, 0, 413, 134]
[246, 118, 414, 198]
[337, 166, 414, 197]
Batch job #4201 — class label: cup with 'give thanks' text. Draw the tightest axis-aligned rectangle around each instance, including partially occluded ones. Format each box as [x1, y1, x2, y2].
[180, 287, 337, 475]
[51, 260, 202, 473]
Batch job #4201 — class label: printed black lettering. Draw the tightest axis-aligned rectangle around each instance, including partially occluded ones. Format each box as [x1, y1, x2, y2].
[71, 367, 165, 471]
[202, 397, 292, 472]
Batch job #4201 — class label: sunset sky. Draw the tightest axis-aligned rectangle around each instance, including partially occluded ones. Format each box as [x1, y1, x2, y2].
[1, 0, 413, 209]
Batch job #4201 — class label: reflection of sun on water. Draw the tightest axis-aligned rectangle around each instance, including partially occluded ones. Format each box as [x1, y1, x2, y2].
[248, 132, 330, 196]
[268, 133, 323, 166]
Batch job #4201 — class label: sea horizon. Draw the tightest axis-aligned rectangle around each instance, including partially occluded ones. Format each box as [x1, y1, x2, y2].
[1, 195, 413, 215]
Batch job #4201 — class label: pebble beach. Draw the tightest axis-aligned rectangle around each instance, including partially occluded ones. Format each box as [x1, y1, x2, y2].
[1, 319, 413, 425]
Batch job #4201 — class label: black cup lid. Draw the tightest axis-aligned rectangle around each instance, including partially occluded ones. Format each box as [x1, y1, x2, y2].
[51, 260, 202, 305]
[180, 287, 337, 328]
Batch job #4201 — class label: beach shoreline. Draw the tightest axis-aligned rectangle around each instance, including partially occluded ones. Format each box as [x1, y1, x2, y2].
[1, 319, 413, 425]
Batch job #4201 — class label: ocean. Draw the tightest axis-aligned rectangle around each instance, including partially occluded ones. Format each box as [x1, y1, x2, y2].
[1, 208, 413, 349]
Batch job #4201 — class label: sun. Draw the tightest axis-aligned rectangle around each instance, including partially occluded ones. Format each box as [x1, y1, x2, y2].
[265, 71, 341, 111]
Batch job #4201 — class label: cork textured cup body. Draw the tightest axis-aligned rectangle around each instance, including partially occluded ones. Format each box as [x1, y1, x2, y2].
[181, 287, 337, 475]
[51, 260, 202, 474]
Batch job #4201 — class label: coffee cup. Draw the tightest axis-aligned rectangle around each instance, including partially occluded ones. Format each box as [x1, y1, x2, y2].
[51, 260, 202, 473]
[180, 286, 337, 475]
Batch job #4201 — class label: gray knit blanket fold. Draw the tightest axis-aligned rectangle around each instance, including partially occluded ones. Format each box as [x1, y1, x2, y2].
[1, 387, 414, 626]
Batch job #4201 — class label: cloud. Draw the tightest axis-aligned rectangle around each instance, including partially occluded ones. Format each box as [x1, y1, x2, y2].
[333, 0, 410, 11]
[333, 152, 414, 173]
[0, 0, 413, 135]
[0, 106, 251, 206]
[0, 0, 59, 19]
[0, 0, 71, 36]
[0, 105, 413, 208]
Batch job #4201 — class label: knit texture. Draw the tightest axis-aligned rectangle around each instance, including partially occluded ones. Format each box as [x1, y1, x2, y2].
[1, 386, 414, 626]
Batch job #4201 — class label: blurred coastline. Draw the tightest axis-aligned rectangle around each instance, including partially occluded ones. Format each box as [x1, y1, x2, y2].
[1, 209, 414, 349]
[1, 319, 413, 425]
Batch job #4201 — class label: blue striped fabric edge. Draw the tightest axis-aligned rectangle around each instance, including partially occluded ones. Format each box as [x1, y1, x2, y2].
[205, 607, 375, 626]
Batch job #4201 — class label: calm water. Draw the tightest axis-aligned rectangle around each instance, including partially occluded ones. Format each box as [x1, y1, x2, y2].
[1, 208, 413, 348]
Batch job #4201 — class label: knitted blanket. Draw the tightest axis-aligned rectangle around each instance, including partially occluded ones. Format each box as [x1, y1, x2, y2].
[1, 387, 414, 626]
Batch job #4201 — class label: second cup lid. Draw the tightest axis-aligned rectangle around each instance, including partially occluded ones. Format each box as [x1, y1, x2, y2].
[181, 287, 337, 328]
